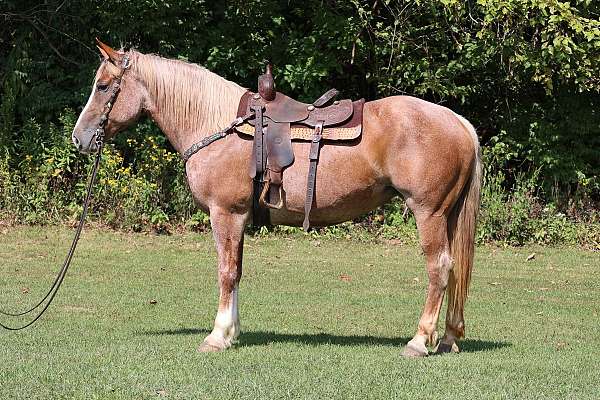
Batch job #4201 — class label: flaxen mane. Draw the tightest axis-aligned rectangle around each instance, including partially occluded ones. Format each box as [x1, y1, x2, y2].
[130, 51, 245, 135]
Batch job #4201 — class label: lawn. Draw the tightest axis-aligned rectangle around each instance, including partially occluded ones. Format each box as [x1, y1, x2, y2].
[0, 226, 599, 399]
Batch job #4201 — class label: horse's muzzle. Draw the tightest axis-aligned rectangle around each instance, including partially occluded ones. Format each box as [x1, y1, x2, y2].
[72, 128, 99, 154]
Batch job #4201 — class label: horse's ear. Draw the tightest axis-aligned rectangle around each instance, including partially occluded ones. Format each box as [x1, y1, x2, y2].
[95, 37, 123, 64]
[97, 45, 110, 61]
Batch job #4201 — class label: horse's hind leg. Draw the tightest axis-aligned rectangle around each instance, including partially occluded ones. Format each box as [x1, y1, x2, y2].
[198, 207, 246, 352]
[402, 211, 452, 358]
[436, 271, 462, 354]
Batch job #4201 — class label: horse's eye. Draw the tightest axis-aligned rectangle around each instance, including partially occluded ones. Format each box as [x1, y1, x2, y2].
[96, 83, 109, 92]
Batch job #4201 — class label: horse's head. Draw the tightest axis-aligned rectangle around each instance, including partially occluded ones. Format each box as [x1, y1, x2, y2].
[72, 39, 147, 153]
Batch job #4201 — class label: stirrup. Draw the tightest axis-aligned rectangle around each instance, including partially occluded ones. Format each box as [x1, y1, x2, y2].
[258, 178, 284, 210]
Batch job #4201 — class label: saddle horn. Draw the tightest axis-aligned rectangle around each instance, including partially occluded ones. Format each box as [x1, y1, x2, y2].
[258, 62, 276, 101]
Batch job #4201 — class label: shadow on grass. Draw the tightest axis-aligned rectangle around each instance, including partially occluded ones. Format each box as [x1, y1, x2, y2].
[140, 328, 511, 353]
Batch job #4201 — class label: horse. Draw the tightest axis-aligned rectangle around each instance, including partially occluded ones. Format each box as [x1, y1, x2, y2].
[72, 40, 481, 357]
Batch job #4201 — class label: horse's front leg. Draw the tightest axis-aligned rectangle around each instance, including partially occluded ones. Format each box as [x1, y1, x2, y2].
[198, 207, 246, 352]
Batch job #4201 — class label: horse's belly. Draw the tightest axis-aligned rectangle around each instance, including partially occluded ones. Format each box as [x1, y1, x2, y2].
[269, 141, 396, 227]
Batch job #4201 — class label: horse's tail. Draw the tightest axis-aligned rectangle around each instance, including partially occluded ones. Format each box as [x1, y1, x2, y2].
[446, 114, 481, 338]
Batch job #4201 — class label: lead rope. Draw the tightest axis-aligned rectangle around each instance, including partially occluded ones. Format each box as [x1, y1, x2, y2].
[0, 54, 129, 330]
[0, 141, 103, 330]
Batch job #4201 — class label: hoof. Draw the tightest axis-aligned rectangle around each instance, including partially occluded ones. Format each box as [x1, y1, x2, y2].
[434, 341, 460, 354]
[401, 340, 429, 358]
[197, 336, 227, 353]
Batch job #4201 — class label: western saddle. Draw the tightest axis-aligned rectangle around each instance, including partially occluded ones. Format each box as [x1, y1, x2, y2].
[235, 64, 364, 231]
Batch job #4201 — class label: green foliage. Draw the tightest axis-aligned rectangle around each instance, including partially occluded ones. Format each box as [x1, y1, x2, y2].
[0, 111, 194, 232]
[0, 109, 597, 247]
[478, 145, 598, 247]
[0, 0, 598, 245]
[372, 1, 600, 194]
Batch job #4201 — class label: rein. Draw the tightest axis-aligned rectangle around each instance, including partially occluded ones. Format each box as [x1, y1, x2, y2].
[0, 146, 103, 330]
[0, 54, 130, 330]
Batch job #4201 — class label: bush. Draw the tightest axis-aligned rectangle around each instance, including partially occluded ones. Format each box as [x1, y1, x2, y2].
[1, 108, 597, 248]
[0, 110, 200, 233]
[1, 1, 598, 248]
[478, 144, 598, 247]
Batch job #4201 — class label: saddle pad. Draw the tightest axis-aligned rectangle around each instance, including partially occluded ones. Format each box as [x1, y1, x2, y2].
[235, 122, 362, 141]
[235, 93, 365, 141]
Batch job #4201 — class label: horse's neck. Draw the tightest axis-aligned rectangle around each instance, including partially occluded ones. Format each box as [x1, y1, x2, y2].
[134, 53, 246, 153]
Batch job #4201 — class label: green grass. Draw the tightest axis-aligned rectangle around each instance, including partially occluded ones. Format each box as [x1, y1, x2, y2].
[0, 226, 599, 399]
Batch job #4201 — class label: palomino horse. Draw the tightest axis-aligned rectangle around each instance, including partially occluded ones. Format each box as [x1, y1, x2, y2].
[72, 41, 481, 357]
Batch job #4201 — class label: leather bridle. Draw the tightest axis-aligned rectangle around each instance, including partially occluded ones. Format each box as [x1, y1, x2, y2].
[93, 53, 131, 148]
[0, 54, 130, 330]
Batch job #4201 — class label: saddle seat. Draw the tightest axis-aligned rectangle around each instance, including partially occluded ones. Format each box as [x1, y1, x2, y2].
[237, 64, 365, 230]
[260, 92, 354, 126]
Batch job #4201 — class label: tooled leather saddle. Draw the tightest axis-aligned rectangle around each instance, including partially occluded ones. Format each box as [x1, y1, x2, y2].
[235, 64, 365, 231]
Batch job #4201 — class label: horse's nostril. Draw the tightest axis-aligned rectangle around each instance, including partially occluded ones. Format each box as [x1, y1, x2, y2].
[72, 135, 80, 147]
